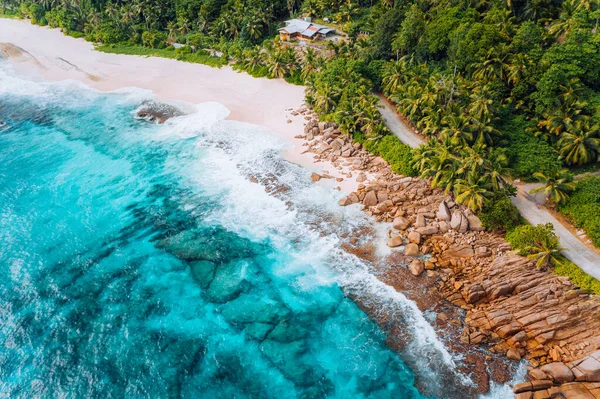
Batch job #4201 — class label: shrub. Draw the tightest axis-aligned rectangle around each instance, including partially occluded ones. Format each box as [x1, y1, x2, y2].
[503, 116, 562, 179]
[92, 24, 127, 44]
[142, 31, 168, 49]
[506, 223, 556, 255]
[358, 134, 418, 177]
[479, 197, 522, 232]
[27, 3, 45, 24]
[559, 176, 600, 247]
[507, 223, 565, 269]
[554, 258, 600, 295]
[45, 8, 76, 31]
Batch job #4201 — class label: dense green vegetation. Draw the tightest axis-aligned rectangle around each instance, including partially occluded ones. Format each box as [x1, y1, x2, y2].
[6, 0, 600, 214]
[554, 258, 600, 295]
[507, 223, 564, 267]
[97, 43, 228, 66]
[559, 175, 600, 246]
[4, 0, 600, 283]
[506, 222, 600, 294]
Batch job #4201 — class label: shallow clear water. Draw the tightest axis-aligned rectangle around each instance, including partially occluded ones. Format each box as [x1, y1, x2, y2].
[0, 68, 514, 398]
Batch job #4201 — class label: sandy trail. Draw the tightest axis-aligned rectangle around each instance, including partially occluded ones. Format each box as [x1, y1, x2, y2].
[0, 18, 362, 192]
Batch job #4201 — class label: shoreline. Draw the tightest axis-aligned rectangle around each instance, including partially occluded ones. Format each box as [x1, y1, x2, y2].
[0, 18, 500, 396]
[0, 18, 361, 193]
[4, 18, 600, 398]
[295, 106, 600, 398]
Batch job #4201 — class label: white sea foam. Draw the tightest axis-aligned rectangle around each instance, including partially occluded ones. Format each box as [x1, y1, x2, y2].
[0, 67, 518, 397]
[160, 107, 481, 395]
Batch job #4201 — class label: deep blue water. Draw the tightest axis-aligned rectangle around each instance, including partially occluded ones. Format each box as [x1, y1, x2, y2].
[0, 70, 491, 398]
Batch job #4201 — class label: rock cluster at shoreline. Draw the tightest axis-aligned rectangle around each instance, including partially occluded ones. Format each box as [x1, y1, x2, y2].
[135, 101, 184, 124]
[294, 106, 600, 398]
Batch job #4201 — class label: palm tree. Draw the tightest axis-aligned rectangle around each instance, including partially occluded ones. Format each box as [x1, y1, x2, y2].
[267, 49, 288, 79]
[530, 170, 576, 206]
[558, 121, 600, 166]
[522, 0, 551, 20]
[549, 0, 577, 38]
[454, 174, 492, 212]
[178, 18, 191, 37]
[244, 47, 264, 73]
[166, 21, 177, 42]
[314, 83, 341, 114]
[468, 85, 494, 121]
[483, 149, 509, 191]
[382, 60, 405, 94]
[468, 117, 501, 146]
[441, 114, 473, 146]
[474, 44, 511, 84]
[507, 53, 533, 86]
[525, 233, 565, 269]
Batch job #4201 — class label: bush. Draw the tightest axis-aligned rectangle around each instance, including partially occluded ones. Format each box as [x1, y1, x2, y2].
[45, 8, 76, 31]
[357, 134, 418, 177]
[554, 258, 600, 295]
[506, 223, 556, 255]
[92, 24, 127, 44]
[503, 116, 562, 179]
[142, 31, 168, 49]
[479, 197, 522, 232]
[559, 176, 600, 247]
[27, 3, 45, 24]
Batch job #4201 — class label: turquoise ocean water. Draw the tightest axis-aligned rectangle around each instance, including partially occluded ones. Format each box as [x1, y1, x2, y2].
[0, 68, 512, 398]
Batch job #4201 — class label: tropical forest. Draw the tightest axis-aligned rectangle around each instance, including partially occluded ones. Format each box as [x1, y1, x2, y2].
[4, 0, 600, 248]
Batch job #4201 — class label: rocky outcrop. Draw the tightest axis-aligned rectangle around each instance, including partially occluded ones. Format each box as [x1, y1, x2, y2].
[295, 106, 600, 398]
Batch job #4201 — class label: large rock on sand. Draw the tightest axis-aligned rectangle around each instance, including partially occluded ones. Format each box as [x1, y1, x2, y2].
[437, 201, 451, 221]
[408, 231, 421, 244]
[409, 260, 424, 276]
[387, 236, 403, 248]
[404, 243, 419, 256]
[540, 363, 575, 383]
[393, 217, 410, 231]
[416, 225, 439, 235]
[450, 210, 468, 233]
[467, 215, 485, 231]
[363, 191, 378, 206]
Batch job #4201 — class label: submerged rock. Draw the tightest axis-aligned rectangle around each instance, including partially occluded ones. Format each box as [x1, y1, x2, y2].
[156, 228, 257, 262]
[245, 322, 274, 341]
[205, 259, 254, 303]
[260, 339, 319, 386]
[189, 260, 216, 289]
[267, 319, 310, 343]
[220, 294, 289, 326]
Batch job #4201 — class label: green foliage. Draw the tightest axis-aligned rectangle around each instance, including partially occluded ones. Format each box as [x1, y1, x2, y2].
[560, 176, 600, 247]
[507, 223, 565, 269]
[503, 116, 562, 179]
[530, 169, 576, 205]
[506, 223, 557, 255]
[358, 134, 417, 177]
[142, 31, 168, 49]
[479, 197, 523, 232]
[369, 7, 405, 59]
[45, 8, 76, 31]
[97, 44, 227, 68]
[554, 258, 600, 295]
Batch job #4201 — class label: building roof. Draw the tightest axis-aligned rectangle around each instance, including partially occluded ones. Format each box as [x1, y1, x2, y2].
[279, 19, 334, 37]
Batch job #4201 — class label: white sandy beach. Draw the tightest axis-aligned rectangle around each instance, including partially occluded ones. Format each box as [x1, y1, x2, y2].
[0, 18, 364, 191]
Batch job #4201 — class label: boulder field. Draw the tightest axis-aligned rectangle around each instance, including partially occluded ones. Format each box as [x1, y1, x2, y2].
[296, 106, 600, 398]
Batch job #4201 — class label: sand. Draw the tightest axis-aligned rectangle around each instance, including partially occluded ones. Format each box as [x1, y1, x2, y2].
[0, 18, 362, 192]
